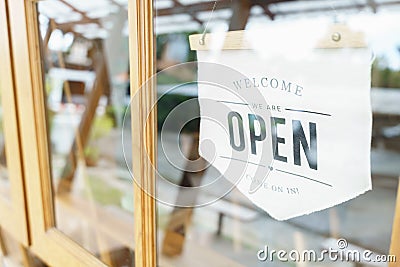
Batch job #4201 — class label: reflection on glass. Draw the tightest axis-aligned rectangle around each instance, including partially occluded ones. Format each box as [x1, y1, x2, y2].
[155, 1, 400, 266]
[0, 87, 9, 200]
[37, 1, 134, 266]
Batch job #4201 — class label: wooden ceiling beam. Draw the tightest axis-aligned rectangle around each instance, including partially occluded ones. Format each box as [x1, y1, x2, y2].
[251, 0, 297, 5]
[171, 0, 203, 25]
[259, 4, 275, 20]
[156, 0, 233, 16]
[156, 0, 299, 16]
[272, 2, 378, 16]
[229, 0, 251, 31]
[59, 0, 88, 19]
[58, 0, 100, 25]
[156, 0, 400, 18]
[368, 0, 378, 13]
[109, 0, 124, 8]
[54, 17, 99, 34]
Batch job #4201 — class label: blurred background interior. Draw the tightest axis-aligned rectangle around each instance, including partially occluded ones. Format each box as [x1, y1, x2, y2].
[1, 0, 400, 266]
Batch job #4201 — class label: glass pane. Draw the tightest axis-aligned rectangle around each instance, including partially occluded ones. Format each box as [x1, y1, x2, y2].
[37, 1, 134, 265]
[0, 86, 9, 201]
[155, 1, 400, 266]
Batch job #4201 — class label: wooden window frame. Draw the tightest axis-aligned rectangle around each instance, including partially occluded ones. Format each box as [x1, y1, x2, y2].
[0, 0, 29, 246]
[7, 0, 157, 266]
[128, 0, 157, 266]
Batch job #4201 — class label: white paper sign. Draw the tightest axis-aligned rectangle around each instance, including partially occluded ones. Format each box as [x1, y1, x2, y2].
[197, 45, 372, 220]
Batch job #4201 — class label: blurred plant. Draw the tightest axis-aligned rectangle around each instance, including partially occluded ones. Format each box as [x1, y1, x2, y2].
[157, 93, 199, 133]
[156, 31, 197, 62]
[89, 113, 114, 139]
[372, 56, 400, 88]
[84, 113, 114, 165]
[86, 175, 123, 206]
[105, 105, 123, 128]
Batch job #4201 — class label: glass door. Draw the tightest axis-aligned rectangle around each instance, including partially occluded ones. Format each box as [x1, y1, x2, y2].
[151, 1, 400, 266]
[5, 0, 400, 266]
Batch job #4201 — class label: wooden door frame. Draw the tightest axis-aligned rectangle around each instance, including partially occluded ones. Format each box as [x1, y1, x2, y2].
[7, 0, 158, 266]
[0, 0, 29, 246]
[7, 0, 107, 265]
[128, 0, 157, 266]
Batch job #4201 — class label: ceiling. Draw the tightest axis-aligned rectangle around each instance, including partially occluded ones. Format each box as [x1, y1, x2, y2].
[38, 0, 400, 38]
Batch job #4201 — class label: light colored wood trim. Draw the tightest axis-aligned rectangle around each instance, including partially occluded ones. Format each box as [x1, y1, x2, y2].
[389, 177, 400, 267]
[11, 0, 55, 234]
[0, 227, 8, 256]
[189, 30, 251, 51]
[9, 0, 57, 243]
[189, 24, 367, 51]
[314, 23, 367, 49]
[8, 0, 158, 265]
[0, 0, 29, 245]
[128, 0, 157, 266]
[7, 0, 108, 266]
[19, 245, 35, 267]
